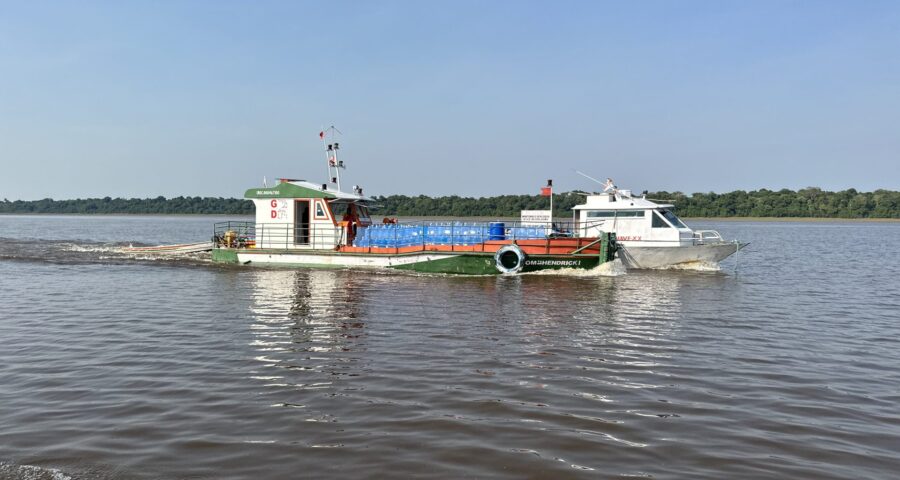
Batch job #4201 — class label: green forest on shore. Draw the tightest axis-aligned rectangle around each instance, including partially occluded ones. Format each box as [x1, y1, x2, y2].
[2, 187, 899, 218]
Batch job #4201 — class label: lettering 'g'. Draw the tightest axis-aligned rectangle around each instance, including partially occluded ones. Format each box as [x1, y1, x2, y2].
[270, 199, 278, 208]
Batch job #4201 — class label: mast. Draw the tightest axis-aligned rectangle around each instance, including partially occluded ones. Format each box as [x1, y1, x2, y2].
[320, 126, 330, 187]
[333, 141, 342, 191]
[548, 179, 553, 228]
[320, 125, 345, 191]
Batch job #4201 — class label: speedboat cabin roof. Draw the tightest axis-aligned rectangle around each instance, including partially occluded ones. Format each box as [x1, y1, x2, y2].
[572, 189, 672, 211]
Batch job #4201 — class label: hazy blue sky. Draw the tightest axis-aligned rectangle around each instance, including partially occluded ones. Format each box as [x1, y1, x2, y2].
[1, 1, 898, 200]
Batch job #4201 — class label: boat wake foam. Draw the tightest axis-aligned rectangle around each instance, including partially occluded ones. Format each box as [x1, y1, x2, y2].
[0, 237, 211, 266]
[656, 260, 722, 272]
[525, 258, 627, 277]
[0, 463, 73, 480]
[60, 242, 127, 253]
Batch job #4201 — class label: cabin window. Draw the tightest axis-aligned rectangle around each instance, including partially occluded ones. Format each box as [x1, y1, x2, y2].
[329, 201, 349, 218]
[314, 201, 328, 219]
[652, 210, 670, 228]
[616, 210, 645, 217]
[586, 211, 615, 218]
[586, 210, 643, 218]
[659, 209, 687, 228]
[358, 206, 371, 222]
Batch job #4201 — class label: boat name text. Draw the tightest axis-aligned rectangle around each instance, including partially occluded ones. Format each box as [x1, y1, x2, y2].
[525, 259, 580, 266]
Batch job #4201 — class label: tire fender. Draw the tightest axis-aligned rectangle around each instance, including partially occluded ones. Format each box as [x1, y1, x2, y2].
[494, 244, 526, 274]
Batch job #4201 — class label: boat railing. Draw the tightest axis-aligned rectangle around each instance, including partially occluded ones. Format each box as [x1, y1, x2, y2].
[214, 221, 343, 250]
[692, 230, 725, 244]
[351, 220, 606, 249]
[214, 220, 611, 252]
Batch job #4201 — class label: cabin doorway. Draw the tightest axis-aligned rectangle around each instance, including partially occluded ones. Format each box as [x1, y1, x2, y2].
[294, 200, 310, 245]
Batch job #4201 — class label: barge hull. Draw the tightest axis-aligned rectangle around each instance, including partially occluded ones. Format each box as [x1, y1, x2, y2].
[212, 248, 606, 275]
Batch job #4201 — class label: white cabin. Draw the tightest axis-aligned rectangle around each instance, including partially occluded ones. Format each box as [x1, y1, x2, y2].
[573, 189, 695, 247]
[245, 179, 373, 250]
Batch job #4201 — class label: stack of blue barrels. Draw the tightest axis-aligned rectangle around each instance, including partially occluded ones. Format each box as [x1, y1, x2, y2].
[509, 226, 547, 240]
[352, 222, 546, 248]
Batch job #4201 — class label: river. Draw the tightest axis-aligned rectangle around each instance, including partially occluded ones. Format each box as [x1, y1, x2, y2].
[1, 215, 898, 479]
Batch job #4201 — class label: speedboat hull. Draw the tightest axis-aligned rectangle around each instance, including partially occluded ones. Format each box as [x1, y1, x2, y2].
[617, 242, 747, 269]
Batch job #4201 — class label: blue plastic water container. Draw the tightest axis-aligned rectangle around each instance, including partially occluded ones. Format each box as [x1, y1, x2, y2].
[489, 222, 505, 241]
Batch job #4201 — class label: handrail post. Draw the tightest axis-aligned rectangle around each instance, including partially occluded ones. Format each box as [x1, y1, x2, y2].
[545, 223, 550, 255]
[600, 233, 608, 261]
[451, 223, 455, 252]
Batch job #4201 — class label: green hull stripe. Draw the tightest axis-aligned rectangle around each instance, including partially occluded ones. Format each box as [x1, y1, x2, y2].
[392, 254, 602, 275]
[392, 255, 496, 274]
[212, 248, 239, 264]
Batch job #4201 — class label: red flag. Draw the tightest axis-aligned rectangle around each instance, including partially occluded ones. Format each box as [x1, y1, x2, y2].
[540, 186, 552, 196]
[319, 131, 325, 139]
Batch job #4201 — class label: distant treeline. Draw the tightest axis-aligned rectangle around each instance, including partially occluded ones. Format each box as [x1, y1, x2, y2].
[0, 196, 254, 215]
[372, 187, 900, 218]
[2, 187, 899, 218]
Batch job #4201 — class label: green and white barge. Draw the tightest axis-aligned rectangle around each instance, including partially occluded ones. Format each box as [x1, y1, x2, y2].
[211, 179, 616, 275]
[211, 134, 617, 275]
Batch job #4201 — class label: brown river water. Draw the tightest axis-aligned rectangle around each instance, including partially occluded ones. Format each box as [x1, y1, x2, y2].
[1, 215, 899, 479]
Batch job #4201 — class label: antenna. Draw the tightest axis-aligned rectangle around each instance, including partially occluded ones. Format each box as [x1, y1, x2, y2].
[320, 126, 329, 187]
[575, 170, 606, 186]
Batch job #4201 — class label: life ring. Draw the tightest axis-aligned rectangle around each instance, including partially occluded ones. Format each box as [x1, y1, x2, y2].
[495, 244, 526, 274]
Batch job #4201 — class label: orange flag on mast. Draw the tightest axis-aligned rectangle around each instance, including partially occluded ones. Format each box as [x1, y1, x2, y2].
[540, 179, 552, 196]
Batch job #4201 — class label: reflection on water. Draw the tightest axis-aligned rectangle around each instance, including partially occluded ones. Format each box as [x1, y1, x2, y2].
[247, 269, 369, 398]
[234, 266, 743, 474]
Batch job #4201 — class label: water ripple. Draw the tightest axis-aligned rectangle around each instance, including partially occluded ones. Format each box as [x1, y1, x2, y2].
[2, 217, 900, 478]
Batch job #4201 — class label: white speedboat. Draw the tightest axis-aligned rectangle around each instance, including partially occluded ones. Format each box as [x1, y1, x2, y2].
[572, 180, 747, 269]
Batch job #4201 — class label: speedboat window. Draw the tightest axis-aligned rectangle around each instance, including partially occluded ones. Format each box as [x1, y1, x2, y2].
[652, 210, 670, 228]
[616, 210, 645, 217]
[587, 210, 615, 217]
[587, 210, 644, 218]
[660, 209, 687, 228]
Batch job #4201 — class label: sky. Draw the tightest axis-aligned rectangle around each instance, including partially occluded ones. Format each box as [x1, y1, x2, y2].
[1, 0, 898, 200]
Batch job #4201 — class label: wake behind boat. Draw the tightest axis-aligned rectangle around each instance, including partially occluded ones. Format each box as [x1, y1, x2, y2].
[121, 241, 213, 255]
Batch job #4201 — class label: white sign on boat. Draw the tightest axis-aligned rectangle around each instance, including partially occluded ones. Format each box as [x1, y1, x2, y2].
[520, 210, 551, 226]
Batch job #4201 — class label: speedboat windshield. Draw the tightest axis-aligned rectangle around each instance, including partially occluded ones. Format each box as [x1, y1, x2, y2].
[658, 209, 687, 229]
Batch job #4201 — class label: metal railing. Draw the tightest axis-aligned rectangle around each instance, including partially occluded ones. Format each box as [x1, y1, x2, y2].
[351, 220, 608, 248]
[214, 221, 343, 250]
[692, 230, 725, 244]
